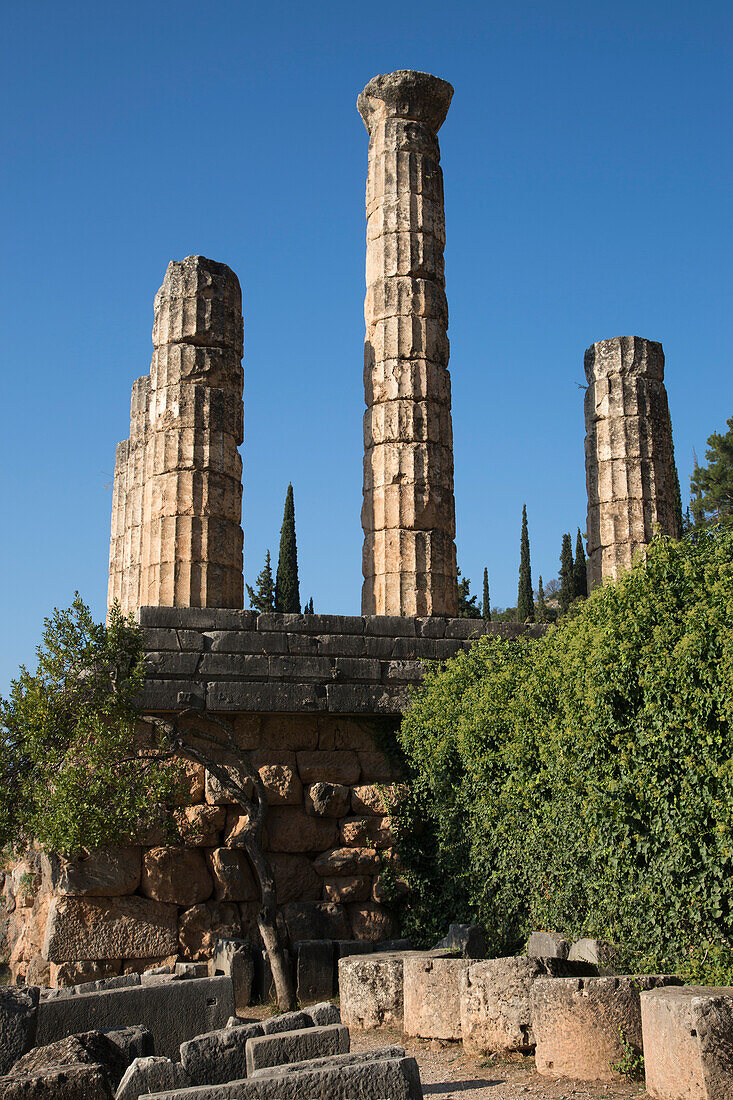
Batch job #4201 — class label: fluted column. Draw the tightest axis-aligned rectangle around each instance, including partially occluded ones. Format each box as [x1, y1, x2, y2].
[108, 255, 244, 614]
[358, 70, 458, 617]
[584, 336, 680, 589]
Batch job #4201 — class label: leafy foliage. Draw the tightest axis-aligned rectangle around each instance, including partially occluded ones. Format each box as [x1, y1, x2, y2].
[690, 417, 733, 527]
[457, 568, 480, 618]
[573, 528, 587, 601]
[275, 484, 301, 613]
[247, 549, 276, 613]
[559, 532, 574, 613]
[0, 596, 178, 856]
[536, 575, 547, 622]
[392, 531, 733, 983]
[482, 569, 491, 622]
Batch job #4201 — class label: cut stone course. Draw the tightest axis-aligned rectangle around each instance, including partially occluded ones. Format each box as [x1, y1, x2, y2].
[532, 974, 682, 1081]
[641, 985, 733, 1100]
[41, 849, 141, 898]
[245, 1022, 349, 1074]
[42, 896, 178, 962]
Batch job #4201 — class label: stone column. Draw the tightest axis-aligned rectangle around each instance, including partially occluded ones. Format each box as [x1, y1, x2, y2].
[584, 336, 680, 589]
[108, 255, 244, 614]
[358, 70, 458, 617]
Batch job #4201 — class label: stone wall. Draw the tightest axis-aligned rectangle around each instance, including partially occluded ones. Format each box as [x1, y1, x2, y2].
[3, 612, 542, 987]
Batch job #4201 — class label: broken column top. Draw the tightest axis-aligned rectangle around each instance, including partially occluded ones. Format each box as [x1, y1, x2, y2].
[584, 335, 665, 383]
[152, 254, 243, 355]
[358, 70, 454, 133]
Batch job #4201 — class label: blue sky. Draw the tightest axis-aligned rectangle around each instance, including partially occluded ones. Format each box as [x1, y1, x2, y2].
[1, 0, 731, 693]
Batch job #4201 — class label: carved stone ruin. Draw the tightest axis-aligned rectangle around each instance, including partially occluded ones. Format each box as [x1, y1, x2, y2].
[358, 70, 458, 616]
[108, 255, 244, 614]
[584, 336, 680, 590]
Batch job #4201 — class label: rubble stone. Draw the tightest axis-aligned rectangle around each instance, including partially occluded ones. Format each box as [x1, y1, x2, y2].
[0, 1061, 111, 1098]
[11, 1031, 128, 1089]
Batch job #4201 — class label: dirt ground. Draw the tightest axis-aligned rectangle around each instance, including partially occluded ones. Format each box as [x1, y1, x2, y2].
[247, 1005, 648, 1100]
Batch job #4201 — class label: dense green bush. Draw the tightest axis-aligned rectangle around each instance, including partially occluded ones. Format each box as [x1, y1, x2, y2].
[392, 531, 733, 983]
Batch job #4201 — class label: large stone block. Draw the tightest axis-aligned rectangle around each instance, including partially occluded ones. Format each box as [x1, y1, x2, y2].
[178, 902, 242, 961]
[245, 1023, 349, 1074]
[403, 955, 470, 1039]
[268, 853, 322, 904]
[116, 1056, 192, 1100]
[208, 849, 258, 902]
[460, 956, 598, 1055]
[42, 896, 178, 962]
[281, 902, 350, 942]
[10, 1030, 128, 1090]
[0, 985, 39, 1075]
[180, 1022, 263, 1085]
[296, 751, 361, 785]
[527, 931, 569, 959]
[41, 849, 141, 897]
[211, 939, 255, 1012]
[265, 809, 337, 853]
[641, 985, 733, 1100]
[36, 975, 235, 1060]
[532, 974, 682, 1081]
[339, 951, 423, 1029]
[0, 1061, 111, 1098]
[141, 847, 213, 905]
[295, 940, 334, 1003]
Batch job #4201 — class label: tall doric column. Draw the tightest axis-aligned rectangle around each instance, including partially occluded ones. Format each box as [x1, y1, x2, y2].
[108, 255, 244, 614]
[358, 70, 458, 617]
[584, 336, 680, 589]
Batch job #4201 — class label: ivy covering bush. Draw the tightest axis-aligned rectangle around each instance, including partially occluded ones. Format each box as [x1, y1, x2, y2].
[392, 531, 733, 983]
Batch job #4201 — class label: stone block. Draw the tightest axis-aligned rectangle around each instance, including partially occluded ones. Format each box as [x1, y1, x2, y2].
[351, 783, 403, 815]
[245, 1023, 349, 1074]
[42, 896, 178, 962]
[641, 985, 733, 1100]
[568, 937, 619, 969]
[174, 805, 226, 847]
[434, 922, 486, 958]
[261, 1010, 312, 1035]
[116, 1056, 192, 1100]
[36, 975, 235, 1060]
[365, 616, 417, 637]
[265, 808, 337, 853]
[313, 847, 380, 876]
[44, 974, 141, 1000]
[11, 1031, 128, 1089]
[178, 902, 241, 961]
[208, 849, 258, 902]
[248, 1045, 403, 1078]
[137, 1053, 422, 1100]
[295, 940, 334, 1003]
[100, 1025, 154, 1063]
[41, 849, 141, 898]
[268, 853, 321, 904]
[527, 931, 569, 959]
[358, 751, 400, 781]
[0, 985, 39, 1075]
[180, 1022, 263, 1085]
[322, 876, 371, 903]
[349, 903, 395, 941]
[403, 956, 470, 1039]
[296, 750, 361, 785]
[340, 816, 393, 848]
[460, 956, 598, 1055]
[304, 782, 349, 818]
[175, 962, 209, 978]
[339, 951, 423, 1029]
[306, 1002, 341, 1026]
[207, 682, 324, 712]
[532, 974, 682, 1081]
[211, 939, 254, 1013]
[281, 902, 350, 942]
[141, 848, 213, 905]
[0, 1062, 111, 1098]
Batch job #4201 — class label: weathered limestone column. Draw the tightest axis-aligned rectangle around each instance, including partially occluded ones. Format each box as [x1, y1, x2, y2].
[358, 70, 458, 617]
[584, 336, 680, 589]
[108, 256, 244, 614]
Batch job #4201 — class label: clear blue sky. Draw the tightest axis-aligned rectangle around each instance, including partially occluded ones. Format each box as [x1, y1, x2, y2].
[1, 0, 731, 694]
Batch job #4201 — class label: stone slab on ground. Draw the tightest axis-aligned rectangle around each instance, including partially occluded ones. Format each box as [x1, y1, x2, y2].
[305, 1001, 340, 1026]
[245, 1022, 349, 1074]
[0, 1061, 113, 1099]
[101, 1025, 154, 1063]
[0, 985, 40, 1075]
[44, 974, 142, 999]
[180, 1023, 263, 1086]
[137, 1053, 422, 1100]
[641, 984, 733, 1100]
[403, 956, 471, 1040]
[339, 950, 424, 1029]
[36, 975, 235, 1060]
[260, 1010, 312, 1035]
[461, 956, 599, 1054]
[532, 974, 682, 1081]
[10, 1031, 128, 1089]
[248, 1044, 405, 1078]
[116, 1057, 192, 1100]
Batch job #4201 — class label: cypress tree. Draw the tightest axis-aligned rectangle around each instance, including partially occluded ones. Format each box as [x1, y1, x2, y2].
[573, 529, 588, 600]
[275, 484, 300, 614]
[482, 568, 491, 621]
[559, 533, 574, 613]
[536, 575, 547, 622]
[246, 550, 275, 613]
[516, 505, 534, 623]
[305, 597, 314, 614]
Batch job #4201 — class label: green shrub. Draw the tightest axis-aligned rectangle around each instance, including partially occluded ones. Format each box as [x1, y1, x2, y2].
[393, 531, 733, 983]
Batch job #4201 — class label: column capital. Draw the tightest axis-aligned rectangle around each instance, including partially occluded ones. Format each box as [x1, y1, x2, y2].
[584, 336, 665, 383]
[358, 70, 453, 135]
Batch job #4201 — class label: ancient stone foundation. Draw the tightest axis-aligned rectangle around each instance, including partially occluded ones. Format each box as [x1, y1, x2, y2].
[108, 256, 244, 614]
[359, 71, 458, 617]
[584, 336, 680, 589]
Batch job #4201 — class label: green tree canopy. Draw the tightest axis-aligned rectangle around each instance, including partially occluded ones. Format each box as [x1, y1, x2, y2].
[573, 529, 587, 601]
[246, 549, 275, 613]
[559, 532, 574, 613]
[482, 568, 491, 622]
[690, 417, 733, 527]
[536, 575, 547, 622]
[516, 505, 534, 623]
[393, 529, 733, 983]
[457, 568, 480, 618]
[275, 484, 301, 614]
